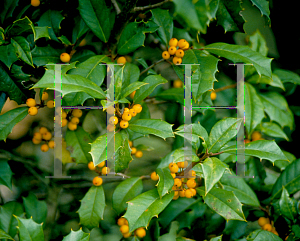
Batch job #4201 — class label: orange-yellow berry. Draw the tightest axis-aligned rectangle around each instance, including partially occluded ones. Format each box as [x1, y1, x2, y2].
[42, 92, 49, 101]
[79, 39, 86, 47]
[31, 0, 40, 7]
[120, 225, 129, 234]
[28, 106, 38, 116]
[170, 173, 176, 178]
[151, 171, 159, 181]
[88, 161, 96, 170]
[117, 56, 126, 65]
[71, 117, 80, 124]
[93, 176, 103, 186]
[72, 109, 82, 118]
[33, 132, 42, 140]
[129, 141, 133, 147]
[169, 163, 179, 173]
[62, 118, 68, 127]
[173, 57, 182, 65]
[26, 98, 36, 107]
[178, 39, 188, 49]
[262, 223, 272, 231]
[135, 150, 143, 158]
[132, 104, 142, 113]
[39, 127, 48, 134]
[97, 161, 106, 168]
[169, 38, 178, 47]
[174, 178, 182, 187]
[173, 79, 183, 88]
[117, 217, 127, 226]
[48, 140, 55, 149]
[187, 179, 196, 188]
[41, 143, 49, 152]
[168, 46, 177, 55]
[102, 167, 110, 175]
[130, 91, 136, 99]
[175, 49, 184, 58]
[162, 51, 170, 59]
[32, 138, 41, 144]
[251, 131, 262, 141]
[42, 131, 52, 140]
[60, 53, 70, 63]
[68, 122, 77, 131]
[179, 189, 186, 197]
[62, 110, 67, 119]
[131, 147, 137, 155]
[109, 116, 118, 125]
[129, 108, 137, 117]
[123, 232, 131, 238]
[120, 120, 129, 129]
[258, 217, 270, 227]
[46, 100, 54, 108]
[211, 91, 217, 100]
[135, 227, 146, 238]
[122, 113, 132, 121]
[182, 42, 190, 50]
[107, 124, 115, 132]
[185, 189, 193, 198]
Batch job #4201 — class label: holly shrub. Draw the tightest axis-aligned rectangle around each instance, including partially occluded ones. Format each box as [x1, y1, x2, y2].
[0, 0, 300, 241]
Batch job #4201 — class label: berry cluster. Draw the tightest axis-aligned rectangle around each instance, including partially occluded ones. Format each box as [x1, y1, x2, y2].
[66, 109, 82, 131]
[26, 92, 53, 116]
[129, 140, 143, 158]
[162, 38, 189, 64]
[258, 217, 278, 236]
[89, 160, 111, 186]
[32, 127, 54, 152]
[151, 161, 198, 199]
[117, 217, 146, 239]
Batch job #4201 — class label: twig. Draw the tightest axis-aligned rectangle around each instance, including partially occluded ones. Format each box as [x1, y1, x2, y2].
[131, 0, 172, 12]
[214, 83, 237, 93]
[140, 59, 165, 76]
[111, 0, 121, 14]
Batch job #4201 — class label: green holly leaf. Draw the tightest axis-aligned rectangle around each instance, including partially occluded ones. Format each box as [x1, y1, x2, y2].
[197, 187, 246, 221]
[112, 177, 143, 215]
[247, 74, 285, 90]
[11, 36, 34, 67]
[62, 229, 90, 241]
[10, 64, 31, 80]
[34, 26, 51, 41]
[259, 92, 294, 129]
[247, 229, 282, 240]
[22, 193, 47, 225]
[158, 221, 179, 241]
[0, 160, 13, 190]
[58, 35, 72, 45]
[151, 8, 173, 45]
[248, 29, 268, 56]
[208, 117, 243, 153]
[72, 16, 89, 44]
[201, 157, 229, 194]
[0, 44, 19, 68]
[14, 216, 44, 241]
[220, 172, 260, 207]
[0, 107, 28, 141]
[279, 187, 297, 222]
[271, 158, 300, 199]
[203, 43, 272, 77]
[244, 83, 265, 137]
[115, 130, 133, 172]
[5, 16, 34, 37]
[118, 22, 145, 55]
[119, 81, 148, 100]
[156, 168, 174, 198]
[273, 69, 300, 85]
[260, 122, 289, 141]
[249, 0, 270, 22]
[221, 140, 287, 164]
[128, 119, 174, 139]
[133, 75, 168, 104]
[124, 189, 174, 233]
[216, 0, 240, 32]
[78, 186, 106, 229]
[0, 229, 14, 240]
[31, 45, 60, 66]
[156, 88, 184, 105]
[0, 0, 18, 24]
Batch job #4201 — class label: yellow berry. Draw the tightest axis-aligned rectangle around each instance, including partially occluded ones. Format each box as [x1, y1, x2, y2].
[97, 161, 106, 168]
[117, 56, 126, 65]
[210, 91, 217, 100]
[124, 108, 130, 113]
[182, 42, 190, 50]
[42, 131, 52, 140]
[189, 188, 196, 196]
[106, 106, 115, 115]
[187, 179, 196, 188]
[71, 117, 80, 124]
[102, 167, 110, 175]
[170, 173, 176, 178]
[122, 113, 132, 121]
[88, 161, 96, 170]
[272, 230, 279, 236]
[179, 189, 186, 197]
[168, 46, 177, 55]
[129, 91, 136, 99]
[107, 124, 115, 132]
[258, 217, 270, 227]
[135, 150, 143, 158]
[79, 39, 87, 47]
[48, 140, 55, 149]
[173, 194, 179, 200]
[188, 170, 196, 179]
[41, 144, 49, 152]
[33, 132, 42, 140]
[62, 110, 67, 119]
[174, 178, 182, 187]
[175, 49, 184, 58]
[173, 80, 183, 88]
[131, 147, 137, 155]
[31, 0, 40, 7]
[251, 131, 262, 141]
[173, 57, 182, 65]
[135, 227, 146, 238]
[93, 176, 103, 186]
[177, 161, 184, 168]
[245, 139, 251, 144]
[68, 122, 77, 131]
[42, 92, 48, 101]
[39, 127, 48, 134]
[109, 116, 118, 125]
[151, 171, 159, 181]
[62, 118, 68, 127]
[120, 225, 129, 234]
[46, 100, 54, 108]
[185, 189, 193, 198]
[28, 106, 38, 116]
[120, 120, 129, 129]
[129, 141, 133, 147]
[129, 108, 137, 117]
[169, 163, 179, 173]
[32, 138, 41, 144]
[117, 217, 127, 226]
[169, 38, 178, 47]
[123, 232, 131, 238]
[262, 223, 272, 231]
[72, 109, 83, 117]
[132, 104, 142, 113]
[26, 98, 36, 107]
[162, 51, 170, 59]
[60, 53, 71, 63]
[178, 39, 187, 49]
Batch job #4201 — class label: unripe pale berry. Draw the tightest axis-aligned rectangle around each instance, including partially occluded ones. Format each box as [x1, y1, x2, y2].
[106, 106, 115, 115]
[109, 116, 118, 125]
[122, 113, 132, 121]
[117, 56, 126, 65]
[162, 51, 170, 59]
[135, 227, 146, 238]
[178, 39, 187, 49]
[120, 120, 129, 128]
[72, 109, 82, 117]
[48, 140, 55, 149]
[71, 117, 80, 124]
[169, 38, 178, 47]
[26, 98, 36, 107]
[28, 106, 38, 116]
[175, 49, 184, 58]
[131, 147, 137, 155]
[93, 176, 103, 186]
[60, 53, 71, 63]
[168, 46, 177, 55]
[47, 100, 54, 108]
[102, 167, 110, 175]
[41, 144, 49, 152]
[42, 92, 48, 101]
[135, 150, 143, 158]
[68, 122, 77, 131]
[132, 104, 142, 113]
[173, 57, 182, 65]
[151, 171, 159, 181]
